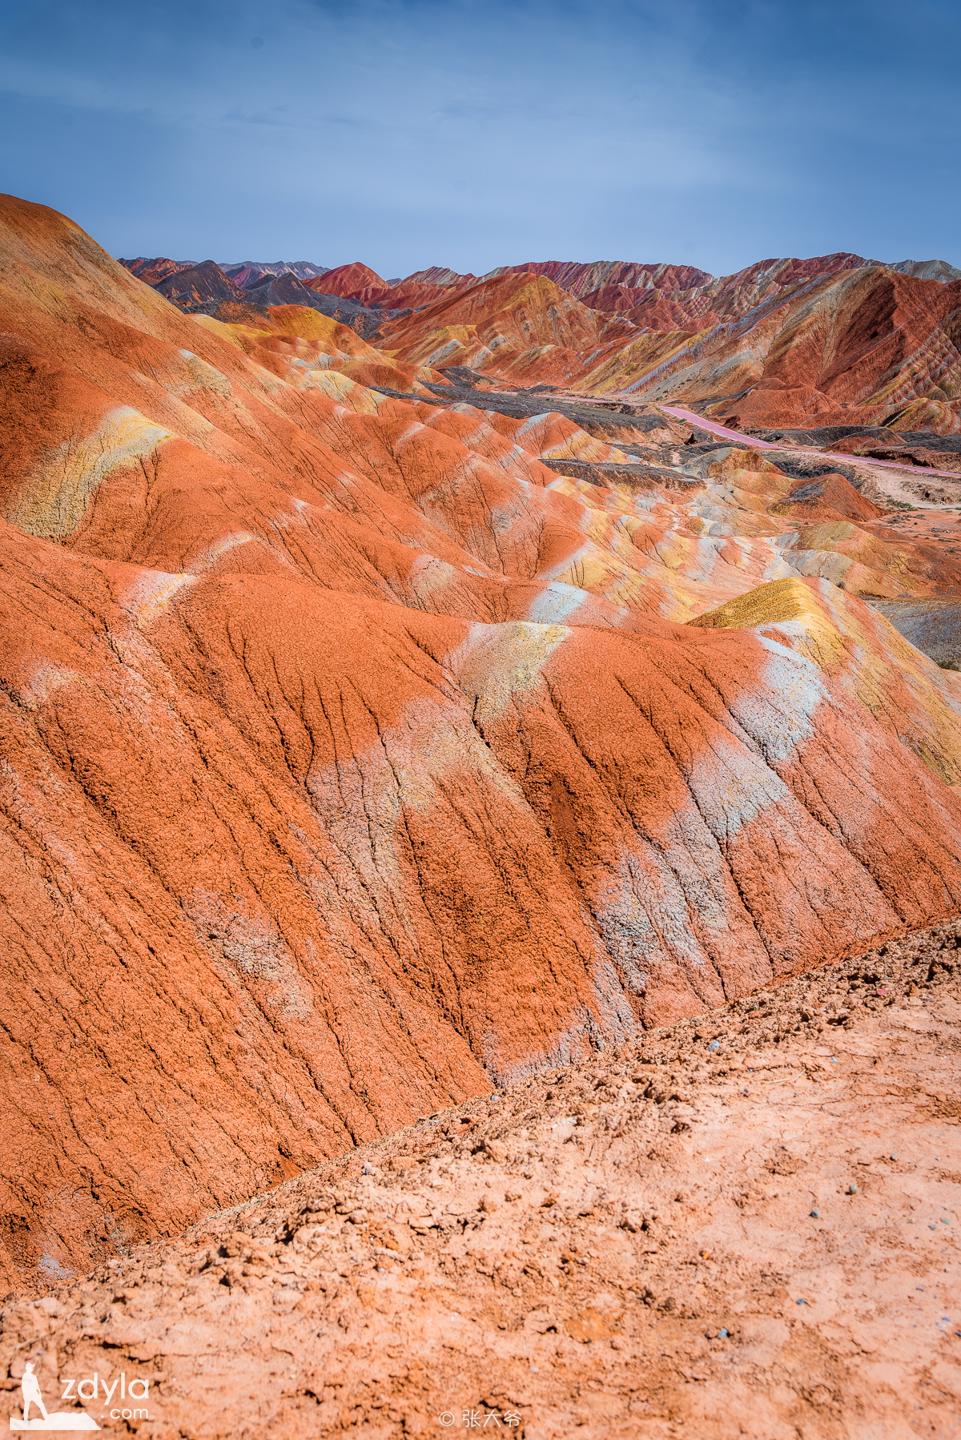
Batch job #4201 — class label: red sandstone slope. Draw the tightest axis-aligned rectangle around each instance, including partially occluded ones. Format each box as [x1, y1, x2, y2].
[309, 261, 389, 303]
[725, 265, 961, 429]
[585, 264, 961, 428]
[379, 270, 635, 381]
[493, 258, 713, 297]
[2, 195, 961, 1294]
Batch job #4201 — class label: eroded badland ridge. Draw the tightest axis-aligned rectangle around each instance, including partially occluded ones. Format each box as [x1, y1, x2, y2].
[1, 193, 961, 1434]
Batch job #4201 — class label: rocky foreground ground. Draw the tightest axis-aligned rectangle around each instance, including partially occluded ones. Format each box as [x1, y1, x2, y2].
[3, 921, 961, 1438]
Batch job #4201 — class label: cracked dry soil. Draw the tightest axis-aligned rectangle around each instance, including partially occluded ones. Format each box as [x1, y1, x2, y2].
[3, 921, 961, 1439]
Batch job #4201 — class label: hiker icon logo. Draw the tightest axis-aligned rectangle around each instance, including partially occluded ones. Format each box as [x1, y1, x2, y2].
[9, 1361, 99, 1432]
[10, 1364, 150, 1432]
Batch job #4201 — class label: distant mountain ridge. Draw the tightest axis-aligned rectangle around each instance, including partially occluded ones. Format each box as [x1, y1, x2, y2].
[224, 259, 329, 281]
[122, 250, 961, 301]
[122, 257, 329, 283]
[119, 248, 961, 430]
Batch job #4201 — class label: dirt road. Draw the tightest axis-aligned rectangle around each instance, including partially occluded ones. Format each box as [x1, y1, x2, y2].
[660, 403, 961, 487]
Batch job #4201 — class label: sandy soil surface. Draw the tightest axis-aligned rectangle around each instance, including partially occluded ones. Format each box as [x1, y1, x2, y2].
[2, 921, 960, 1439]
[877, 508, 961, 547]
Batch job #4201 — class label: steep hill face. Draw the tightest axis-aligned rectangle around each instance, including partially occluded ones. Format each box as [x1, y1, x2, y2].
[379, 271, 634, 381]
[312, 261, 390, 303]
[155, 258, 244, 311]
[584, 265, 961, 430]
[2, 921, 959, 1438]
[492, 258, 713, 297]
[2, 195, 961, 1295]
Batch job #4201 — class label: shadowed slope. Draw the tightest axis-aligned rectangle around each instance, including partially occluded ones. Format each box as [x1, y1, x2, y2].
[586, 265, 961, 430]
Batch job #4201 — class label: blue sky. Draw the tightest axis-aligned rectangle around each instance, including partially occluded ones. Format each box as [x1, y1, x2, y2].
[1, 0, 958, 276]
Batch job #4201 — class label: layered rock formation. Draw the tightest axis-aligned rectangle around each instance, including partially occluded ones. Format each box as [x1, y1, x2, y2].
[2, 195, 961, 1301]
[126, 247, 961, 433]
[309, 261, 390, 304]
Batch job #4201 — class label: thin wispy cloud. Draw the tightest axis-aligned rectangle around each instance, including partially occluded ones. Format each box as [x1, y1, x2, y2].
[0, 0, 958, 273]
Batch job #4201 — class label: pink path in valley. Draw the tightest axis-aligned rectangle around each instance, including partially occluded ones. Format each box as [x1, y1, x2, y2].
[660, 404, 961, 483]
